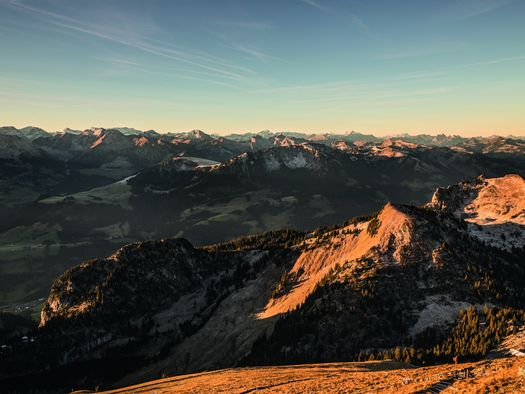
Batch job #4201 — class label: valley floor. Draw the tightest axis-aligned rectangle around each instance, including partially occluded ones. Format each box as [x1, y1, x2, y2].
[75, 357, 525, 393]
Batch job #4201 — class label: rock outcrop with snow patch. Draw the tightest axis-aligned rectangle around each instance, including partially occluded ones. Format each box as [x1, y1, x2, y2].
[429, 174, 525, 249]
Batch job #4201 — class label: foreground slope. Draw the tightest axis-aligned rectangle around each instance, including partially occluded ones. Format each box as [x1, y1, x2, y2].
[80, 357, 525, 394]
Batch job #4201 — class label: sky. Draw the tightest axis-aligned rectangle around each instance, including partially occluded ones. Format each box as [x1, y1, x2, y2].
[0, 0, 524, 136]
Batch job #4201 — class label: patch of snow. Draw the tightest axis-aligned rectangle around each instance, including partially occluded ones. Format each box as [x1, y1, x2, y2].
[263, 154, 281, 171]
[281, 196, 298, 204]
[116, 174, 138, 184]
[244, 250, 268, 265]
[284, 152, 308, 169]
[410, 295, 471, 336]
[467, 222, 525, 250]
[179, 156, 220, 166]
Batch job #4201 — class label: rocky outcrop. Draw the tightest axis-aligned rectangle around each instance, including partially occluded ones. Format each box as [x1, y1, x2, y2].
[429, 174, 525, 249]
[40, 238, 211, 326]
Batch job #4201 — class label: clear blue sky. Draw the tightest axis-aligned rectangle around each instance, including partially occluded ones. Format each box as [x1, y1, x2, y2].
[1, 0, 524, 135]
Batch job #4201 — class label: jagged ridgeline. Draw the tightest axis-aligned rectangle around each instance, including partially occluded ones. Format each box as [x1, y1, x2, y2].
[0, 175, 524, 392]
[2, 126, 524, 313]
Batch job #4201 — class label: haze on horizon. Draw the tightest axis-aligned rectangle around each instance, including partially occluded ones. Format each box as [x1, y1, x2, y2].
[1, 0, 524, 136]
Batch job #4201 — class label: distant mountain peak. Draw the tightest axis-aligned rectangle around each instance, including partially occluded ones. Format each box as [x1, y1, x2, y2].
[168, 129, 214, 142]
[112, 127, 145, 136]
[61, 127, 82, 135]
[189, 129, 212, 139]
[0, 126, 20, 136]
[19, 126, 49, 140]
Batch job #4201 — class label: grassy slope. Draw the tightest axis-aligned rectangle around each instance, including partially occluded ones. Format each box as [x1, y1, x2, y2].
[74, 357, 525, 394]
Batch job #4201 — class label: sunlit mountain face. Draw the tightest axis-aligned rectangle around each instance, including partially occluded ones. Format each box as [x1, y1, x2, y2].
[0, 126, 523, 315]
[1, 0, 525, 392]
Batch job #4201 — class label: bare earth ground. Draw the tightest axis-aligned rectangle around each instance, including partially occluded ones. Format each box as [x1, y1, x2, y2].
[74, 357, 525, 394]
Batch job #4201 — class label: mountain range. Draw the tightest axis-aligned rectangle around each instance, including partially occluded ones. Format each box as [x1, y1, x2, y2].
[0, 126, 524, 317]
[0, 174, 523, 392]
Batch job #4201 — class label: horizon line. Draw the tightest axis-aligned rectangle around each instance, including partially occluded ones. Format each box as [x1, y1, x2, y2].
[2, 124, 524, 139]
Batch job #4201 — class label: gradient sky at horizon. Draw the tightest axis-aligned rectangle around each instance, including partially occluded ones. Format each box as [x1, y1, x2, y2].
[1, 0, 524, 136]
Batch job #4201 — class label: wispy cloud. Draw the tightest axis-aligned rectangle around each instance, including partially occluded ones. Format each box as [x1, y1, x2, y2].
[392, 70, 448, 81]
[246, 52, 525, 113]
[290, 85, 459, 105]
[392, 54, 525, 80]
[206, 28, 282, 65]
[223, 43, 277, 63]
[216, 20, 274, 31]
[460, 54, 525, 67]
[437, 0, 513, 20]
[375, 42, 466, 60]
[250, 71, 446, 95]
[298, 0, 370, 34]
[299, 0, 330, 12]
[253, 53, 525, 96]
[98, 56, 239, 88]
[0, 89, 205, 109]
[3, 0, 259, 86]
